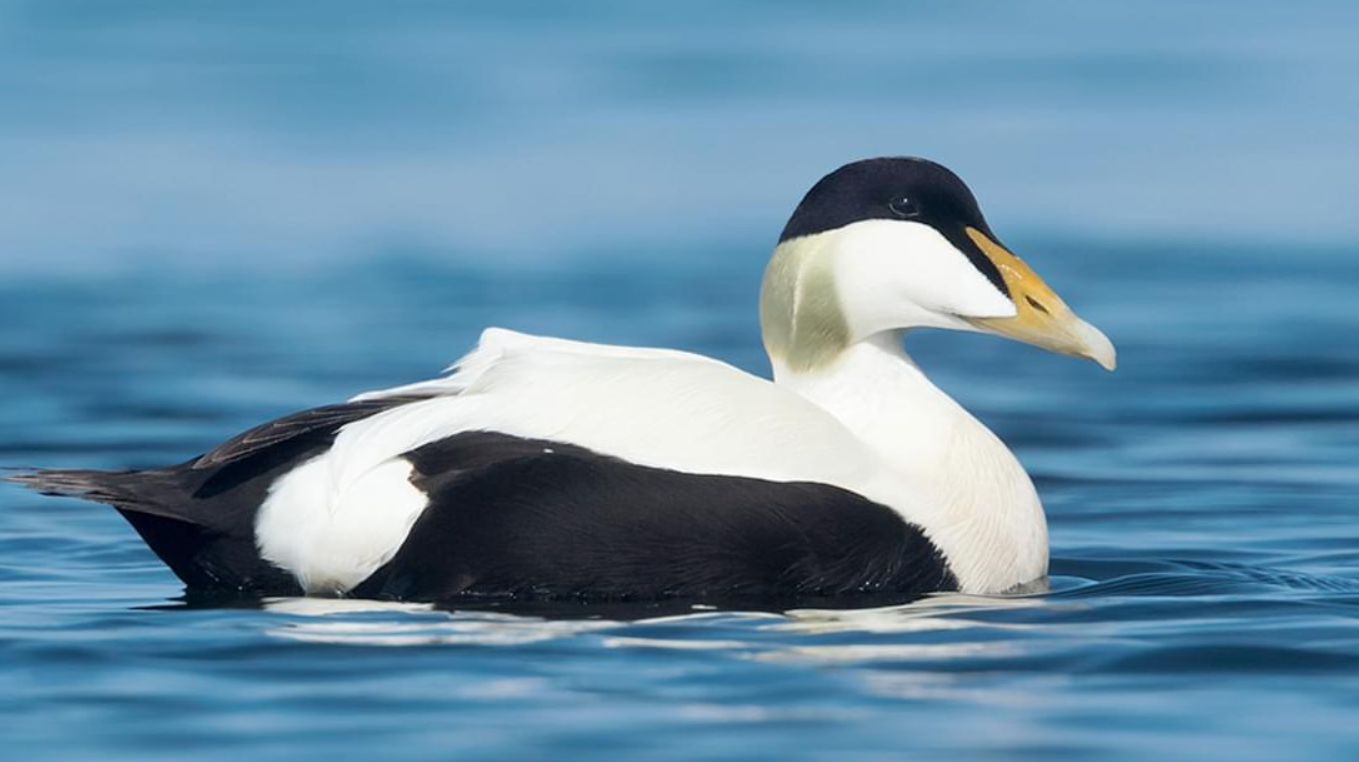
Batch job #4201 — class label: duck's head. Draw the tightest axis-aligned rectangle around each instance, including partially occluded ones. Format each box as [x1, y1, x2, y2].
[760, 157, 1116, 374]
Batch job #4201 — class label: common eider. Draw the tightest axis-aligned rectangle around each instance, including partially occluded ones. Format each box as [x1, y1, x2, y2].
[9, 157, 1115, 604]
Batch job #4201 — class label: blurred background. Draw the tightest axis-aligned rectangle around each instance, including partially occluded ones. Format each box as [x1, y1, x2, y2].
[3, 2, 1359, 761]
[3, 0, 1357, 273]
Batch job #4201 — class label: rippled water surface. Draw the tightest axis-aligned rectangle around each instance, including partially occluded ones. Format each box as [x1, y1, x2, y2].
[3, 2, 1359, 760]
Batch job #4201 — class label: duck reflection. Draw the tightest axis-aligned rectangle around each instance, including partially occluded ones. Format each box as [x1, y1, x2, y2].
[253, 589, 1051, 661]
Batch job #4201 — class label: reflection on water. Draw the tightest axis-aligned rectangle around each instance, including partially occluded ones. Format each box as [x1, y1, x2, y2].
[263, 597, 436, 617]
[778, 594, 1047, 635]
[263, 595, 1036, 668]
[267, 598, 620, 647]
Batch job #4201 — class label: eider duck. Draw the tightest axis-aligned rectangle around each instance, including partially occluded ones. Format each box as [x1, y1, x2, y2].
[9, 157, 1115, 604]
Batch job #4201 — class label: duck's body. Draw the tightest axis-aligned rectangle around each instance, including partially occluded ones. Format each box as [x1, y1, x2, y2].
[10, 157, 1114, 603]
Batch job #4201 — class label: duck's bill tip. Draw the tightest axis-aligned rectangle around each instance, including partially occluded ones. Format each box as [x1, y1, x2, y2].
[1072, 317, 1117, 372]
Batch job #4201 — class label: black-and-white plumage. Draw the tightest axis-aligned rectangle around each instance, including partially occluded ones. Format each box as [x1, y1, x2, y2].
[8, 157, 1115, 605]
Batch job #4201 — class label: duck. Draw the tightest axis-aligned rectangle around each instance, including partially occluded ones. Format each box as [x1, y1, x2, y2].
[8, 157, 1115, 605]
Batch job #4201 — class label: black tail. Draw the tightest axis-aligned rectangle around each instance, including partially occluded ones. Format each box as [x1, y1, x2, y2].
[6, 467, 177, 512]
[5, 467, 301, 595]
[5, 396, 426, 596]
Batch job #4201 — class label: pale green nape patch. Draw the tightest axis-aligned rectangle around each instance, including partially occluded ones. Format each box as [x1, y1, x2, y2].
[759, 234, 851, 372]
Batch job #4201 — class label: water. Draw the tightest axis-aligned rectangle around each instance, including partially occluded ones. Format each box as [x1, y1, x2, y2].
[3, 2, 1359, 760]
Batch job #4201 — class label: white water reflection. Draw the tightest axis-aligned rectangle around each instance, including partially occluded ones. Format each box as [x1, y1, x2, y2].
[263, 596, 436, 616]
[601, 636, 752, 651]
[753, 641, 1021, 665]
[265, 597, 621, 646]
[773, 593, 1050, 635]
[260, 593, 1048, 662]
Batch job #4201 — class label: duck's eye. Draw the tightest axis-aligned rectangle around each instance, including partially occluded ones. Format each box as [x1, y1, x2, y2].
[887, 196, 920, 219]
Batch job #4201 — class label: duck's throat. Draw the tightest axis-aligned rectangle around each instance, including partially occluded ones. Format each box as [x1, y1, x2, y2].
[770, 333, 961, 482]
[770, 332, 1049, 593]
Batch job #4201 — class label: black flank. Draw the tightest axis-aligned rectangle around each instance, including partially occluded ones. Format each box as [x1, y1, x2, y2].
[352, 432, 958, 604]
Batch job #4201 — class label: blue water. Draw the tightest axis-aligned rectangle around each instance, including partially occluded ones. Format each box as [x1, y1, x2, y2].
[3, 2, 1359, 760]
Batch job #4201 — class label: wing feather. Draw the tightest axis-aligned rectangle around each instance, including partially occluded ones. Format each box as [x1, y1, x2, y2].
[194, 394, 433, 469]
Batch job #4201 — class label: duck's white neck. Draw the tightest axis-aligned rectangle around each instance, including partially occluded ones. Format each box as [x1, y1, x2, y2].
[770, 331, 1048, 593]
